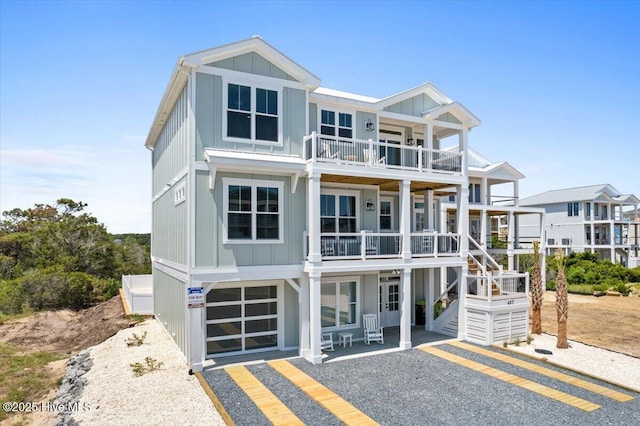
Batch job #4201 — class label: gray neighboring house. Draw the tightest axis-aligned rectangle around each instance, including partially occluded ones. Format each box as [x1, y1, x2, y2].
[145, 36, 539, 373]
[519, 184, 640, 267]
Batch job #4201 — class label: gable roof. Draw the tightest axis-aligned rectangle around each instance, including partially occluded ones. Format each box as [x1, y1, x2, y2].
[145, 36, 320, 149]
[184, 36, 321, 89]
[519, 184, 638, 206]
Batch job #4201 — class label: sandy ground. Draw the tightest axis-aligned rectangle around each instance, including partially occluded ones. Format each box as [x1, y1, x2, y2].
[1, 291, 639, 425]
[538, 291, 640, 358]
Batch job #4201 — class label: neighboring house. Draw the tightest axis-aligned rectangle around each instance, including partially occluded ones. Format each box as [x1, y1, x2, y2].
[519, 184, 640, 267]
[145, 36, 540, 373]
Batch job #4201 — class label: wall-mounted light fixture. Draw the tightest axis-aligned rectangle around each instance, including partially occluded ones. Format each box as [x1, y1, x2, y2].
[366, 199, 376, 211]
[406, 138, 414, 146]
[365, 119, 375, 132]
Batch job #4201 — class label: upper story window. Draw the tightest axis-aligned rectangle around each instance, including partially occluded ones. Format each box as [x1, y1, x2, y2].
[225, 82, 281, 144]
[567, 202, 579, 217]
[174, 182, 186, 206]
[320, 191, 358, 233]
[468, 183, 482, 204]
[223, 178, 284, 243]
[320, 110, 353, 138]
[380, 198, 393, 231]
[585, 203, 591, 218]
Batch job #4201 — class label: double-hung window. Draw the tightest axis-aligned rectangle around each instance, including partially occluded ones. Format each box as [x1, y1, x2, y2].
[320, 109, 353, 138]
[226, 83, 280, 143]
[320, 191, 358, 233]
[567, 202, 579, 217]
[224, 178, 284, 243]
[468, 183, 481, 204]
[321, 278, 359, 330]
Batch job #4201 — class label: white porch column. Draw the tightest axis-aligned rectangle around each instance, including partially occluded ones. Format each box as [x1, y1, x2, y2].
[426, 122, 433, 150]
[426, 268, 435, 331]
[482, 177, 489, 206]
[399, 268, 412, 350]
[187, 280, 204, 373]
[460, 128, 469, 177]
[480, 210, 488, 247]
[308, 272, 322, 364]
[307, 173, 322, 263]
[426, 189, 434, 230]
[456, 185, 470, 254]
[400, 179, 412, 259]
[507, 212, 515, 271]
[610, 204, 615, 262]
[514, 180, 520, 207]
[299, 274, 310, 358]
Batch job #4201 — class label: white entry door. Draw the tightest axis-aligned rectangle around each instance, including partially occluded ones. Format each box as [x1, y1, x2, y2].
[380, 280, 401, 327]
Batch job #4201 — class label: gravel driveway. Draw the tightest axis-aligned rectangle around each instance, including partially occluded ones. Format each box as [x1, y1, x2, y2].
[201, 343, 640, 425]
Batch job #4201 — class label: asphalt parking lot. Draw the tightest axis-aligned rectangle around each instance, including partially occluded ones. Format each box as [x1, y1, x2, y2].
[201, 342, 640, 425]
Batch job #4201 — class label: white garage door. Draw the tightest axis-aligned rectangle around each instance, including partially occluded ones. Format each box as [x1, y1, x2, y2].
[205, 283, 278, 356]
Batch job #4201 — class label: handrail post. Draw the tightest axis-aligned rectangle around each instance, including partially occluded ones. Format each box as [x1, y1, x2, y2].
[303, 231, 308, 260]
[418, 146, 423, 172]
[311, 131, 317, 161]
[434, 232, 439, 257]
[361, 230, 366, 260]
[368, 139, 374, 166]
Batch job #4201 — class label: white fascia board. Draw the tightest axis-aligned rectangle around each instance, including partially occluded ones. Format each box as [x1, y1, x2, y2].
[145, 60, 195, 149]
[204, 149, 306, 175]
[613, 194, 640, 204]
[191, 264, 303, 283]
[482, 161, 525, 180]
[594, 192, 616, 203]
[186, 36, 321, 90]
[304, 257, 464, 274]
[310, 92, 379, 113]
[422, 102, 481, 129]
[376, 82, 452, 109]
[378, 110, 426, 125]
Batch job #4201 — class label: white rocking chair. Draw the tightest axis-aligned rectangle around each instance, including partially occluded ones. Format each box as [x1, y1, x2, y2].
[363, 148, 386, 166]
[320, 141, 340, 159]
[321, 332, 334, 351]
[363, 314, 384, 344]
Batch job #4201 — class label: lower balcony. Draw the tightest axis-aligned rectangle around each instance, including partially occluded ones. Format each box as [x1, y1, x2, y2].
[304, 231, 460, 261]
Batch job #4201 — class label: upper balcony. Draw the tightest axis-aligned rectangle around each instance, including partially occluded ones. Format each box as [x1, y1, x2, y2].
[303, 132, 463, 177]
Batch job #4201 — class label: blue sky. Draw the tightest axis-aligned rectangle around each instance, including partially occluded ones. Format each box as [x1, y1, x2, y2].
[1, 0, 638, 233]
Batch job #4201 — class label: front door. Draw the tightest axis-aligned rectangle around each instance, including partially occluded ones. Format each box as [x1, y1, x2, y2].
[379, 279, 401, 327]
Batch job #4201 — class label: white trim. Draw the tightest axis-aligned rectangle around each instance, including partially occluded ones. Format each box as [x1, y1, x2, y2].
[222, 177, 285, 244]
[380, 196, 394, 232]
[196, 65, 309, 91]
[320, 188, 361, 233]
[316, 106, 356, 139]
[320, 275, 361, 332]
[152, 167, 189, 202]
[221, 77, 284, 146]
[174, 181, 186, 206]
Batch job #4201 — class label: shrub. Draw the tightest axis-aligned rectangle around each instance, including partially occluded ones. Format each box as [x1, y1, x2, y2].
[130, 357, 163, 376]
[545, 280, 557, 291]
[125, 331, 147, 347]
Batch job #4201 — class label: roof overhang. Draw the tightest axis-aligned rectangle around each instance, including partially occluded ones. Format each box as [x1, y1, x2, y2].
[422, 102, 481, 129]
[186, 36, 321, 90]
[204, 148, 306, 192]
[145, 59, 196, 149]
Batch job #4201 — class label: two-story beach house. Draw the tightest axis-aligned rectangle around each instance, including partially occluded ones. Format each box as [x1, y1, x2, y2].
[519, 184, 640, 267]
[145, 37, 543, 373]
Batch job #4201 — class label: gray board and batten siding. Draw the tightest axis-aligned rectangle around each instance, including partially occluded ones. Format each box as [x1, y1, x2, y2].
[151, 84, 190, 265]
[195, 76, 306, 160]
[153, 268, 188, 356]
[207, 52, 298, 82]
[194, 171, 307, 268]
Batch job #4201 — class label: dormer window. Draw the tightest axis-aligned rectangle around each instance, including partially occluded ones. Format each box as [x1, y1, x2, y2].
[224, 82, 282, 145]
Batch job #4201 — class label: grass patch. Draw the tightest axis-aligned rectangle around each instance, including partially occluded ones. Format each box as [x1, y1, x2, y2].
[126, 314, 147, 324]
[0, 342, 65, 422]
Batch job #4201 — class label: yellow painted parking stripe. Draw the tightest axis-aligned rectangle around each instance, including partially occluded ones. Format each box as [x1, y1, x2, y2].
[225, 365, 303, 426]
[268, 360, 379, 426]
[450, 341, 634, 403]
[419, 346, 601, 412]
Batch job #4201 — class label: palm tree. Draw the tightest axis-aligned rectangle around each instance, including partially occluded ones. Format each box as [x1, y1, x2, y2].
[555, 249, 569, 348]
[531, 241, 543, 335]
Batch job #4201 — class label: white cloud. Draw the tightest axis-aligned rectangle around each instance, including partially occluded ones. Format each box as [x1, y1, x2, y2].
[0, 140, 151, 233]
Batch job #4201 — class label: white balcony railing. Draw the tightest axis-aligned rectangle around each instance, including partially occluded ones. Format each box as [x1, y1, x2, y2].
[304, 231, 461, 261]
[467, 272, 529, 302]
[303, 132, 462, 175]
